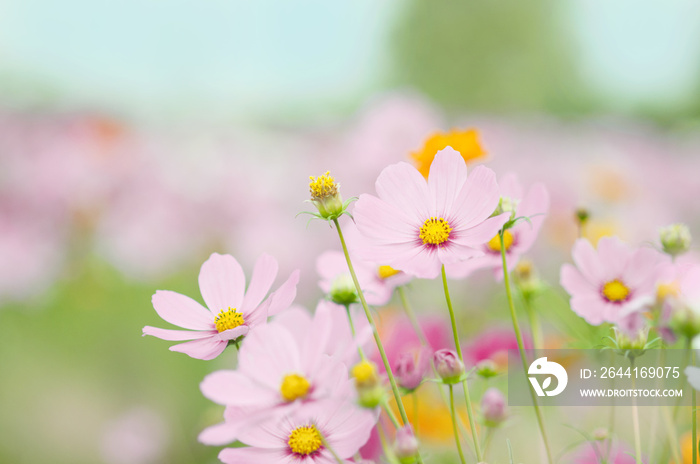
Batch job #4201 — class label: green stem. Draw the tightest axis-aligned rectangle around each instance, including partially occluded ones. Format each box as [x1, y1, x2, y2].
[449, 385, 468, 464]
[333, 219, 411, 429]
[397, 286, 429, 346]
[500, 232, 554, 464]
[441, 265, 483, 462]
[382, 400, 401, 429]
[344, 304, 366, 360]
[522, 295, 543, 350]
[630, 358, 642, 464]
[694, 349, 698, 464]
[483, 426, 494, 459]
[412, 392, 419, 438]
[397, 285, 475, 454]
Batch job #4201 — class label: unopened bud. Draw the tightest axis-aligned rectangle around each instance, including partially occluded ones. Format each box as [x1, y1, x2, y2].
[394, 425, 419, 464]
[660, 223, 691, 257]
[329, 274, 358, 306]
[592, 427, 608, 441]
[513, 259, 543, 299]
[309, 171, 345, 219]
[492, 196, 519, 220]
[475, 359, 499, 379]
[351, 360, 380, 388]
[575, 208, 590, 226]
[481, 388, 507, 426]
[433, 349, 465, 384]
[395, 349, 430, 391]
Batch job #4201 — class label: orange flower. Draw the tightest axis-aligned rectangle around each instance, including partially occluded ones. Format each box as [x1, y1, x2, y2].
[410, 129, 486, 177]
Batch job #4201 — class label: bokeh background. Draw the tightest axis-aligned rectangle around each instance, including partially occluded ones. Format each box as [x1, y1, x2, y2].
[2, 1, 700, 463]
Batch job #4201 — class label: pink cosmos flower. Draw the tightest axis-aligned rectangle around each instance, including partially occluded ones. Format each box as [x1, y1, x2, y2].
[217, 399, 377, 464]
[445, 173, 549, 279]
[353, 148, 509, 279]
[199, 303, 367, 445]
[560, 237, 663, 332]
[316, 250, 410, 306]
[395, 347, 431, 391]
[142, 253, 299, 360]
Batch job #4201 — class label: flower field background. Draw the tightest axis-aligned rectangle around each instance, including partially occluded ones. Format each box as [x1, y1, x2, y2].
[2, 2, 700, 464]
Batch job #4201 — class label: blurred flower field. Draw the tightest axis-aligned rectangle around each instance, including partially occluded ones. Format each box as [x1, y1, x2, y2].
[3, 2, 700, 463]
[1, 92, 700, 463]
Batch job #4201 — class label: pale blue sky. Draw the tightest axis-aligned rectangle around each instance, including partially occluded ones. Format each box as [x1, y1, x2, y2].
[1, 0, 699, 119]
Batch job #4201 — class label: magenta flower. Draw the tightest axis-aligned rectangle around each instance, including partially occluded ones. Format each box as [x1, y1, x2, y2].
[353, 148, 509, 279]
[445, 173, 549, 279]
[199, 304, 366, 445]
[142, 252, 299, 360]
[560, 237, 662, 332]
[217, 399, 377, 464]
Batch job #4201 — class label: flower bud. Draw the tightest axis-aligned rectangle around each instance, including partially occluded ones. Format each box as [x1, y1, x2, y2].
[394, 425, 419, 464]
[513, 259, 543, 300]
[613, 326, 650, 359]
[351, 360, 379, 388]
[395, 349, 430, 391]
[351, 360, 384, 408]
[592, 427, 608, 441]
[660, 223, 692, 257]
[309, 171, 345, 220]
[575, 207, 590, 226]
[491, 196, 519, 220]
[329, 274, 359, 306]
[475, 359, 499, 379]
[433, 349, 465, 384]
[481, 388, 507, 427]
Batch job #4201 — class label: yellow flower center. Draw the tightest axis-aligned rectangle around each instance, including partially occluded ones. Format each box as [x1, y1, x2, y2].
[377, 265, 400, 279]
[288, 425, 322, 455]
[214, 308, 245, 333]
[280, 373, 311, 402]
[351, 360, 378, 387]
[309, 171, 338, 200]
[419, 217, 452, 246]
[486, 230, 514, 252]
[410, 129, 486, 178]
[657, 282, 680, 300]
[602, 279, 630, 302]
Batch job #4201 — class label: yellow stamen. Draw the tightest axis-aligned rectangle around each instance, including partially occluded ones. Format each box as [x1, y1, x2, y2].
[280, 373, 311, 402]
[288, 425, 322, 455]
[410, 129, 486, 178]
[419, 217, 452, 246]
[487, 230, 514, 252]
[602, 279, 630, 302]
[377, 265, 400, 279]
[309, 171, 338, 200]
[214, 308, 245, 333]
